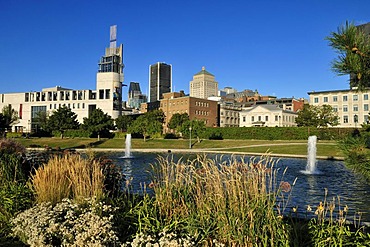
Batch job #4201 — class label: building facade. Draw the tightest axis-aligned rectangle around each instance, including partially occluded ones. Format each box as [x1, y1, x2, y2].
[0, 25, 125, 133]
[127, 82, 147, 109]
[308, 89, 370, 127]
[239, 105, 298, 127]
[159, 92, 218, 131]
[149, 62, 172, 102]
[190, 66, 218, 99]
[219, 102, 241, 127]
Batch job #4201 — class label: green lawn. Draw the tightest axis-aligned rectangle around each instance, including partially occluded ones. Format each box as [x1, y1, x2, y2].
[13, 137, 343, 158]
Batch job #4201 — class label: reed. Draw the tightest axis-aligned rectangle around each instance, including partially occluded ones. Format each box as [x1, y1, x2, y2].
[31, 154, 104, 205]
[139, 154, 292, 246]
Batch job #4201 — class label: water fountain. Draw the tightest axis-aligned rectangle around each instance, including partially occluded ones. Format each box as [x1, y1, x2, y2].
[122, 133, 133, 158]
[301, 135, 320, 174]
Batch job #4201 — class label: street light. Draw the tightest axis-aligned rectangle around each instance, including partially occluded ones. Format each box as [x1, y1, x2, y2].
[189, 126, 192, 149]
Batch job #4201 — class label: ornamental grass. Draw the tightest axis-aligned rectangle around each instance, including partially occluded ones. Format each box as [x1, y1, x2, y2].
[31, 154, 104, 205]
[137, 154, 293, 246]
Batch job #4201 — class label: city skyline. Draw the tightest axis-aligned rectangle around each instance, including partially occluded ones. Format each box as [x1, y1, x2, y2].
[0, 0, 369, 101]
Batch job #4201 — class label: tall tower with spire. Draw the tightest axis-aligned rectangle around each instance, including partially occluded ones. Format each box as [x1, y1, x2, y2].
[96, 25, 125, 118]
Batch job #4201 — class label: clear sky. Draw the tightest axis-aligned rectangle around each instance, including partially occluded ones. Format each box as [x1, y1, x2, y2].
[0, 0, 369, 101]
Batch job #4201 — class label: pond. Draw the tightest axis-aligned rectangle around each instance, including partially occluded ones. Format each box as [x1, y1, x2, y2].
[106, 151, 370, 224]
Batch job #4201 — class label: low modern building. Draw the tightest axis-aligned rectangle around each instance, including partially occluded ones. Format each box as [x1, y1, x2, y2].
[0, 25, 125, 133]
[159, 91, 218, 131]
[239, 105, 298, 127]
[308, 88, 370, 127]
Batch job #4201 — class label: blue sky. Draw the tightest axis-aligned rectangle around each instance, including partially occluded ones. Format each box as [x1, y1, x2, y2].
[0, 0, 369, 101]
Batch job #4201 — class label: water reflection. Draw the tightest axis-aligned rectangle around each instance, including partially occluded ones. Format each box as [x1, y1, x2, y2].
[105, 152, 370, 223]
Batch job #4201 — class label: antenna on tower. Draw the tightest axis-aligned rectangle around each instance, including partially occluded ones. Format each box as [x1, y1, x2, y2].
[110, 25, 117, 48]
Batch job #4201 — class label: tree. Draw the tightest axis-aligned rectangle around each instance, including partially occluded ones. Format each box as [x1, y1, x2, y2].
[46, 106, 79, 138]
[115, 115, 133, 132]
[82, 108, 114, 140]
[295, 104, 339, 128]
[2, 105, 19, 132]
[34, 111, 49, 134]
[181, 119, 206, 143]
[167, 113, 189, 133]
[0, 113, 6, 134]
[326, 21, 370, 89]
[128, 112, 163, 142]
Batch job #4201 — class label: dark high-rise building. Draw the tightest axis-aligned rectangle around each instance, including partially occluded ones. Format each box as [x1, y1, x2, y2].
[149, 62, 172, 102]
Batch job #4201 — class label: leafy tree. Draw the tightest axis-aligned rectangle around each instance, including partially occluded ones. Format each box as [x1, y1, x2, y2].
[181, 119, 206, 143]
[146, 109, 165, 124]
[295, 104, 339, 127]
[167, 113, 189, 133]
[1, 105, 19, 132]
[326, 21, 370, 89]
[34, 111, 49, 134]
[0, 113, 6, 134]
[46, 106, 79, 138]
[82, 108, 114, 140]
[115, 114, 133, 132]
[128, 112, 163, 142]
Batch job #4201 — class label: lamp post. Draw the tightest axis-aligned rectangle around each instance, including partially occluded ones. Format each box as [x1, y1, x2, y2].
[189, 126, 192, 149]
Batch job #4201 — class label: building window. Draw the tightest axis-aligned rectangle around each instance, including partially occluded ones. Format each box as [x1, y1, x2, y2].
[343, 115, 348, 123]
[25, 93, 29, 102]
[365, 115, 369, 123]
[243, 116, 246, 122]
[343, 105, 348, 112]
[258, 116, 261, 121]
[333, 96, 338, 102]
[105, 89, 110, 99]
[333, 106, 338, 112]
[99, 90, 104, 99]
[343, 95, 348, 101]
[353, 105, 358, 111]
[364, 104, 369, 111]
[323, 97, 328, 103]
[251, 116, 255, 122]
[353, 95, 358, 101]
[314, 97, 319, 103]
[364, 94, 369, 100]
[265, 116, 268, 121]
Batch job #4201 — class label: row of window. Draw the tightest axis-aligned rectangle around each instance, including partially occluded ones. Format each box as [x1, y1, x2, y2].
[331, 104, 369, 112]
[195, 110, 209, 116]
[314, 94, 369, 103]
[341, 115, 368, 124]
[241, 115, 296, 123]
[49, 103, 85, 110]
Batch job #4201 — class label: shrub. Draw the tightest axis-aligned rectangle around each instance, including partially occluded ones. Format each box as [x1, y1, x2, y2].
[11, 198, 120, 247]
[163, 133, 178, 139]
[31, 154, 105, 205]
[137, 155, 292, 246]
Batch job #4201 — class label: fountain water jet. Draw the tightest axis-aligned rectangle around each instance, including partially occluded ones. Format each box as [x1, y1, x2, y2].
[301, 135, 320, 174]
[122, 133, 134, 158]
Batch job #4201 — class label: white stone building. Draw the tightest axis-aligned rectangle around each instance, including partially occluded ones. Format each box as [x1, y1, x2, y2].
[239, 105, 298, 127]
[308, 88, 370, 127]
[0, 25, 125, 133]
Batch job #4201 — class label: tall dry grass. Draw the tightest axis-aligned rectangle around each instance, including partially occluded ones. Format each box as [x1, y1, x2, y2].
[31, 154, 104, 205]
[139, 154, 292, 246]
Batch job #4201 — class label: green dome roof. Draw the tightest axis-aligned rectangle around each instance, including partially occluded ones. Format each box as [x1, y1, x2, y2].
[195, 66, 214, 76]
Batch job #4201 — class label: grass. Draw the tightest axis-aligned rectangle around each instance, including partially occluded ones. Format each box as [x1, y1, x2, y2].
[14, 137, 344, 158]
[31, 154, 105, 205]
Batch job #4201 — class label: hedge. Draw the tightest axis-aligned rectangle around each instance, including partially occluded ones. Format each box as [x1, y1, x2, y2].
[201, 127, 355, 141]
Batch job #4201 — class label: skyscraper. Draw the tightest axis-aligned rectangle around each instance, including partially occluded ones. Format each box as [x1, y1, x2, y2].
[190, 66, 218, 99]
[149, 62, 172, 102]
[128, 82, 147, 109]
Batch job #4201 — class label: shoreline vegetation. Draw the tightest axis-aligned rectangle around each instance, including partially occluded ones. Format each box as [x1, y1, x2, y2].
[3, 137, 370, 246]
[15, 137, 344, 160]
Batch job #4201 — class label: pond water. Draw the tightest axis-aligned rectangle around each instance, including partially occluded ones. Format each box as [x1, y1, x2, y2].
[106, 152, 370, 223]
